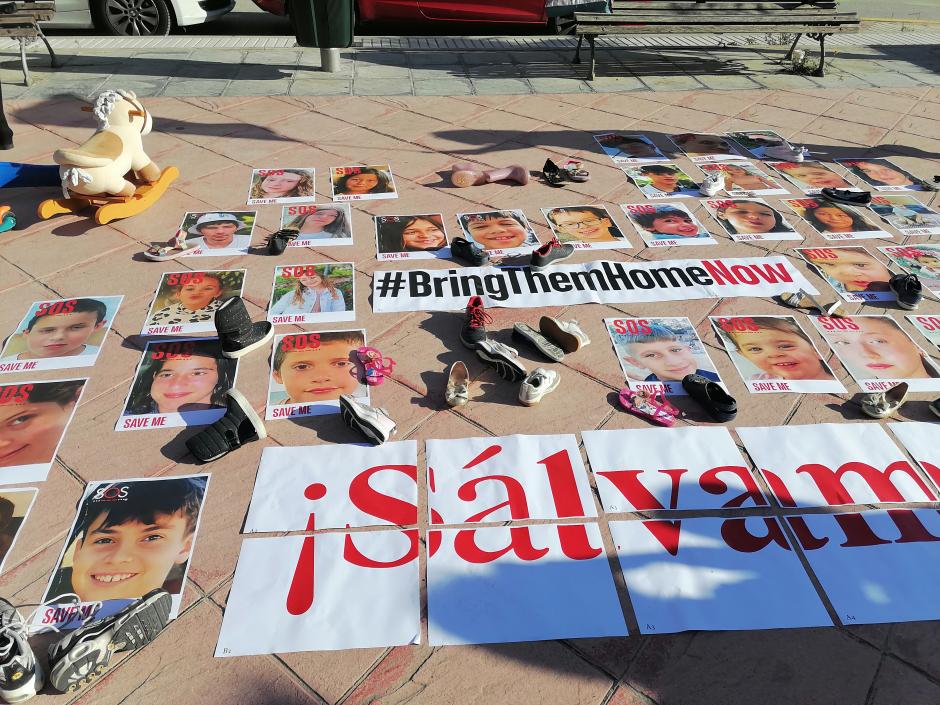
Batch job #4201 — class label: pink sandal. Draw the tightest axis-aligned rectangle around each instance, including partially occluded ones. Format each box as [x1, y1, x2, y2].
[618, 388, 680, 427]
[356, 346, 396, 386]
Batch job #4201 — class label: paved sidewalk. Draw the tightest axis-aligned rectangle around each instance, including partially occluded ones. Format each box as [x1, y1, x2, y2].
[0, 84, 939, 704]
[1, 30, 939, 98]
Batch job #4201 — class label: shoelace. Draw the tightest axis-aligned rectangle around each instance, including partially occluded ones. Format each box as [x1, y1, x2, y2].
[467, 305, 492, 329]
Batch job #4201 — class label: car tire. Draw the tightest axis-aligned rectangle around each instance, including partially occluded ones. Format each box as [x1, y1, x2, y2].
[91, 0, 172, 36]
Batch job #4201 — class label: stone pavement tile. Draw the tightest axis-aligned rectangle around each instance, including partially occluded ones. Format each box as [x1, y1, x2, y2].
[869, 655, 940, 705]
[310, 96, 399, 126]
[693, 74, 763, 91]
[802, 116, 889, 146]
[565, 636, 647, 680]
[190, 123, 296, 166]
[355, 63, 413, 80]
[105, 188, 217, 246]
[752, 73, 821, 90]
[736, 102, 819, 132]
[20, 79, 108, 101]
[0, 256, 32, 294]
[67, 600, 318, 705]
[862, 72, 929, 89]
[162, 79, 230, 98]
[94, 77, 171, 99]
[408, 407, 490, 444]
[528, 77, 594, 94]
[607, 682, 655, 705]
[644, 103, 729, 133]
[842, 623, 894, 651]
[216, 95, 310, 124]
[759, 89, 837, 116]
[278, 647, 387, 704]
[901, 72, 940, 87]
[639, 75, 705, 93]
[415, 78, 474, 96]
[353, 78, 415, 97]
[340, 645, 437, 705]
[362, 642, 612, 705]
[0, 281, 61, 339]
[267, 110, 355, 145]
[674, 90, 763, 118]
[783, 393, 865, 426]
[0, 220, 134, 280]
[886, 620, 940, 680]
[223, 79, 294, 97]
[410, 66, 468, 81]
[894, 114, 940, 140]
[626, 628, 880, 705]
[807, 73, 877, 90]
[470, 78, 533, 95]
[290, 80, 352, 96]
[0, 125, 79, 163]
[587, 93, 670, 122]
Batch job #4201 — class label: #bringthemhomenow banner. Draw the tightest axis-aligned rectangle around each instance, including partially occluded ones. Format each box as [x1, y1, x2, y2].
[216, 530, 420, 656]
[244, 441, 418, 533]
[610, 517, 832, 634]
[582, 427, 767, 513]
[737, 423, 936, 508]
[371, 257, 816, 313]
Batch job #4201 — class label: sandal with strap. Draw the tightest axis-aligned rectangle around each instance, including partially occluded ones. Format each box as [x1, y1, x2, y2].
[356, 346, 396, 386]
[775, 289, 844, 317]
[618, 388, 680, 427]
[564, 160, 590, 182]
[542, 158, 566, 187]
[144, 228, 190, 262]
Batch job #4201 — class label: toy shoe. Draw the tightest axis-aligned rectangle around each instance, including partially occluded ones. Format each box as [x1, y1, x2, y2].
[0, 206, 16, 233]
[563, 160, 590, 182]
[357, 346, 396, 386]
[618, 388, 680, 427]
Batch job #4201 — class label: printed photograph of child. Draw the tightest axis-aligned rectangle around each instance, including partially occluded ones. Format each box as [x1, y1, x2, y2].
[836, 158, 926, 192]
[797, 246, 895, 303]
[0, 297, 122, 372]
[784, 198, 888, 241]
[768, 161, 859, 195]
[266, 330, 368, 419]
[143, 271, 245, 336]
[542, 205, 629, 249]
[711, 316, 843, 394]
[593, 133, 668, 164]
[0, 380, 85, 483]
[280, 203, 354, 246]
[811, 315, 940, 392]
[868, 195, 940, 236]
[606, 317, 722, 396]
[330, 165, 397, 202]
[268, 263, 355, 324]
[879, 245, 940, 297]
[118, 339, 237, 431]
[700, 162, 789, 197]
[0, 489, 37, 575]
[180, 212, 255, 256]
[246, 168, 316, 204]
[622, 164, 701, 199]
[671, 133, 745, 162]
[621, 202, 716, 248]
[907, 314, 940, 353]
[704, 198, 801, 242]
[457, 210, 541, 255]
[725, 130, 789, 160]
[42, 474, 209, 628]
[375, 214, 449, 260]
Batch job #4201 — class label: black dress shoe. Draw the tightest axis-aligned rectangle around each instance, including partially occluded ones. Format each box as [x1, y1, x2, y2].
[682, 374, 737, 422]
[820, 188, 871, 205]
[451, 237, 490, 266]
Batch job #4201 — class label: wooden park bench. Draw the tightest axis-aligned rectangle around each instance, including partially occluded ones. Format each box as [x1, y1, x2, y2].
[565, 0, 860, 80]
[0, 0, 59, 85]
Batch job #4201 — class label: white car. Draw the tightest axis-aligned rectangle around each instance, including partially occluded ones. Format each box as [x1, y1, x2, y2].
[43, 0, 234, 36]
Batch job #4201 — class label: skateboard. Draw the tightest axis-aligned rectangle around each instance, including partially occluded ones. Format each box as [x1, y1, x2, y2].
[38, 166, 179, 225]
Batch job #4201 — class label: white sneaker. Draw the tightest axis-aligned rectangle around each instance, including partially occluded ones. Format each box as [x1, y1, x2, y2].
[475, 340, 527, 382]
[519, 368, 560, 406]
[0, 599, 43, 703]
[699, 171, 724, 196]
[765, 144, 809, 162]
[540, 316, 590, 353]
[339, 395, 397, 444]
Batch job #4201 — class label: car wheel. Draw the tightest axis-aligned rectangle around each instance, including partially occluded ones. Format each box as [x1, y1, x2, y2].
[91, 0, 172, 36]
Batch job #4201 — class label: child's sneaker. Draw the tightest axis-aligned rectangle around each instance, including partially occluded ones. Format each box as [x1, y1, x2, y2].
[475, 340, 526, 382]
[214, 296, 274, 359]
[519, 368, 560, 406]
[339, 395, 396, 444]
[764, 143, 809, 162]
[185, 389, 267, 463]
[530, 237, 574, 269]
[450, 237, 490, 266]
[0, 599, 43, 703]
[890, 272, 922, 310]
[460, 296, 492, 350]
[47, 589, 172, 694]
[539, 316, 591, 353]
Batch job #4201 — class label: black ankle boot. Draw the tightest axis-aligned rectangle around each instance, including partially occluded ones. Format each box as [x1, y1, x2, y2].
[185, 390, 266, 462]
[215, 296, 273, 359]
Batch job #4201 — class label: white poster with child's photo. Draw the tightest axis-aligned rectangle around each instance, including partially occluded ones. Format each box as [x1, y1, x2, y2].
[593, 133, 669, 164]
[907, 314, 940, 354]
[456, 209, 541, 257]
[374, 213, 450, 260]
[670, 133, 746, 163]
[268, 263, 355, 325]
[266, 329, 369, 420]
[605, 317, 722, 397]
[810, 314, 940, 393]
[836, 158, 928, 193]
[767, 161, 860, 196]
[879, 245, 940, 297]
[621, 164, 701, 200]
[0, 296, 122, 374]
[620, 202, 717, 248]
[868, 194, 940, 237]
[0, 379, 87, 485]
[180, 211, 255, 257]
[703, 198, 801, 242]
[142, 270, 246, 336]
[710, 315, 844, 394]
[725, 130, 790, 160]
[795, 246, 896, 303]
[279, 203, 355, 247]
[0, 488, 38, 575]
[699, 162, 789, 197]
[246, 167, 316, 205]
[541, 205, 630, 250]
[330, 165, 398, 202]
[783, 197, 890, 241]
[37, 474, 209, 631]
[116, 338, 239, 431]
